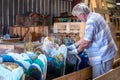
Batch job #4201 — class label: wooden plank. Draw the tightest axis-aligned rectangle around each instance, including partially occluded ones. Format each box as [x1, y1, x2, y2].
[103, 0, 110, 23]
[94, 8, 111, 15]
[34, 26, 39, 33]
[29, 27, 35, 33]
[116, 30, 120, 34]
[53, 67, 92, 80]
[66, 72, 77, 80]
[113, 58, 120, 69]
[105, 14, 110, 23]
[119, 18, 120, 30]
[16, 27, 21, 36]
[98, 0, 102, 8]
[89, 0, 92, 11]
[94, 66, 120, 80]
[9, 27, 14, 35]
[103, 0, 107, 9]
[79, 22, 85, 39]
[0, 44, 15, 50]
[13, 27, 17, 35]
[90, 0, 97, 11]
[76, 69, 81, 80]
[80, 67, 92, 80]
[22, 27, 28, 38]
[116, 18, 119, 30]
[0, 45, 8, 49]
[116, 36, 120, 59]
[53, 75, 66, 80]
[107, 0, 116, 4]
[84, 0, 89, 5]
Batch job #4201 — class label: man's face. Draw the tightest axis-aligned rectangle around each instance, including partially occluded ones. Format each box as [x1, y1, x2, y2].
[76, 13, 86, 22]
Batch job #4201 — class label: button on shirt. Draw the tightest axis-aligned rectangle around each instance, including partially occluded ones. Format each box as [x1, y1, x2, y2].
[84, 12, 118, 65]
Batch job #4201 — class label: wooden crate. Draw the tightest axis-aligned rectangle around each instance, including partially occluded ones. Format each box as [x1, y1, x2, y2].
[0, 44, 15, 50]
[53, 22, 85, 38]
[53, 67, 92, 80]
[9, 26, 48, 37]
[94, 66, 120, 80]
[0, 42, 25, 54]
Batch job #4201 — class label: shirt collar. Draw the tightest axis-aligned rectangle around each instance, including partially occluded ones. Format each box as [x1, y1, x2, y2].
[87, 12, 92, 20]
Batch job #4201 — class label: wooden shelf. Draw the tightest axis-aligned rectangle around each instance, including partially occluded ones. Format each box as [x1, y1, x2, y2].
[53, 16, 78, 22]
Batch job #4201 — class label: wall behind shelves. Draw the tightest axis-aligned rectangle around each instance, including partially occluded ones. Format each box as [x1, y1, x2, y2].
[0, 0, 73, 35]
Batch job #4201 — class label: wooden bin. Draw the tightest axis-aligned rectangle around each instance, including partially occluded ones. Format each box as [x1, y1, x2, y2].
[53, 66, 92, 80]
[93, 66, 120, 80]
[113, 58, 120, 69]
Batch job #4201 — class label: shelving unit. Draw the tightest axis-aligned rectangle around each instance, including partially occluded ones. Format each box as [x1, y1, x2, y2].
[84, 0, 111, 23]
[53, 16, 79, 22]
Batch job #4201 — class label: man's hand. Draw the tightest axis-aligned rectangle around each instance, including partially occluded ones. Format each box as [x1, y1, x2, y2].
[68, 49, 78, 54]
[67, 44, 76, 51]
[77, 39, 90, 52]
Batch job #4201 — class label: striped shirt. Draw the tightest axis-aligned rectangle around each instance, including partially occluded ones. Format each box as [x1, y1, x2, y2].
[84, 12, 118, 65]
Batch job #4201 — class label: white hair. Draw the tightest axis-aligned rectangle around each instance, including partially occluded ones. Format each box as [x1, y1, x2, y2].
[72, 2, 90, 16]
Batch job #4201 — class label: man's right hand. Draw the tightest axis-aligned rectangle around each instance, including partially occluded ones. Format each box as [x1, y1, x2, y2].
[67, 44, 76, 51]
[68, 49, 78, 54]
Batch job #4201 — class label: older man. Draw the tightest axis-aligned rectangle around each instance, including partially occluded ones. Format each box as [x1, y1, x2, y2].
[68, 2, 118, 78]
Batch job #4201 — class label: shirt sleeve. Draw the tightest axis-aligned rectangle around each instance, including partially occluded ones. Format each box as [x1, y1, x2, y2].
[84, 22, 94, 41]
